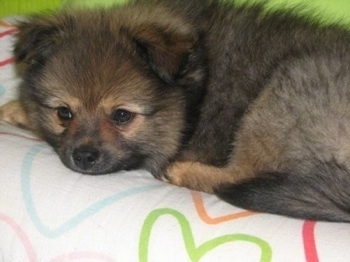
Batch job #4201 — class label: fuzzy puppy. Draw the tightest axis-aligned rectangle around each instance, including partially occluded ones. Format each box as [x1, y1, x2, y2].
[1, 0, 350, 222]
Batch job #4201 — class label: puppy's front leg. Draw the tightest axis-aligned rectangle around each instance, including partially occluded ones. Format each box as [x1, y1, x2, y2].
[165, 161, 248, 193]
[0, 100, 32, 129]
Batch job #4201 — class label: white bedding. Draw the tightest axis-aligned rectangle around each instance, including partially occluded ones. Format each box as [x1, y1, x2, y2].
[0, 20, 349, 262]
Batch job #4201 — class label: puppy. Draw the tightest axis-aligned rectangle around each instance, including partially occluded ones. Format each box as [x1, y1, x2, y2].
[1, 0, 350, 222]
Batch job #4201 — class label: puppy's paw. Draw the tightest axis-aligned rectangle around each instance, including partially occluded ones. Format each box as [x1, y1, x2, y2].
[0, 100, 31, 129]
[166, 162, 191, 187]
[165, 161, 215, 193]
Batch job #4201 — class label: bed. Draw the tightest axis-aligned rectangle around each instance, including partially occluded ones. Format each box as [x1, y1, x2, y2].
[1, 1, 350, 261]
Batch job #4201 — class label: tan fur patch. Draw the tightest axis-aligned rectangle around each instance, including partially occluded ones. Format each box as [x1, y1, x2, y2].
[166, 161, 254, 193]
[0, 100, 32, 129]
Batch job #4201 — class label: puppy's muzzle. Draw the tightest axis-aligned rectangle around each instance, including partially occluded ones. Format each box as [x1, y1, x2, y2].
[72, 146, 99, 171]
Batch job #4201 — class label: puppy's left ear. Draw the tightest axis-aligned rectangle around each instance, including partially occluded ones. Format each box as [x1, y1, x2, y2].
[14, 15, 61, 65]
[132, 22, 201, 84]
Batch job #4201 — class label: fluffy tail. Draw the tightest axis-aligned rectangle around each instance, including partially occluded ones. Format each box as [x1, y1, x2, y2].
[214, 161, 350, 222]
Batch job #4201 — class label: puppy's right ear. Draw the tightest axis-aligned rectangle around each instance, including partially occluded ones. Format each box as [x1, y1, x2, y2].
[14, 16, 61, 65]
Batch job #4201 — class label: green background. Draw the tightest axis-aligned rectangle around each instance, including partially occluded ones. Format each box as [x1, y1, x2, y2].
[0, 0, 349, 26]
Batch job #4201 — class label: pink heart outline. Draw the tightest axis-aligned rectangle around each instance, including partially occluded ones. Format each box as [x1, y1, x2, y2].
[0, 212, 116, 261]
[0, 212, 37, 262]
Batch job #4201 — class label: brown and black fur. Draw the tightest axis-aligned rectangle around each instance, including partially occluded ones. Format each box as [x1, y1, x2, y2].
[1, 0, 350, 222]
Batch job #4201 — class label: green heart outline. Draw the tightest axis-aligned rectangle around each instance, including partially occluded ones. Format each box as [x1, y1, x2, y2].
[139, 208, 272, 262]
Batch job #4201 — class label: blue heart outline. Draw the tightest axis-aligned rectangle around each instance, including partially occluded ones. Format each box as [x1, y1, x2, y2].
[21, 144, 162, 238]
[0, 84, 6, 98]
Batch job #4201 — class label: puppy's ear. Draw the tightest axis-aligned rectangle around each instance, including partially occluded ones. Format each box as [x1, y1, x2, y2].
[14, 16, 61, 65]
[132, 23, 200, 84]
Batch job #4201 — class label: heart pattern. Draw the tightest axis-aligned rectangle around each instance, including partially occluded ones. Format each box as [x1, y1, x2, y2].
[303, 221, 319, 262]
[191, 192, 320, 261]
[191, 191, 258, 224]
[0, 213, 37, 262]
[0, 84, 5, 98]
[0, 212, 115, 262]
[21, 144, 162, 238]
[139, 208, 272, 262]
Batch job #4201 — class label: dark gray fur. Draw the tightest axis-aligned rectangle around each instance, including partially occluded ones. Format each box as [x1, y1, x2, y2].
[155, 0, 350, 222]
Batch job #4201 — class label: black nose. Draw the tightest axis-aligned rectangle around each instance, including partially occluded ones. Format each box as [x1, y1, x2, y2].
[72, 146, 99, 170]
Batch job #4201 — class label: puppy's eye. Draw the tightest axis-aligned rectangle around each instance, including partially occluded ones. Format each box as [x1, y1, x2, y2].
[57, 107, 73, 121]
[111, 109, 135, 125]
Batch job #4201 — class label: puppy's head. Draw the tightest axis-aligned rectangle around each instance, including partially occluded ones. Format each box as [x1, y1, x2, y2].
[14, 4, 207, 177]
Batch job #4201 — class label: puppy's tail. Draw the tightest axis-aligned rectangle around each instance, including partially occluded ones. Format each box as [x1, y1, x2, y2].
[214, 160, 350, 222]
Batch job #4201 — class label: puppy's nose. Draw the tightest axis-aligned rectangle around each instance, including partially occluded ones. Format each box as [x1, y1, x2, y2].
[72, 146, 99, 170]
